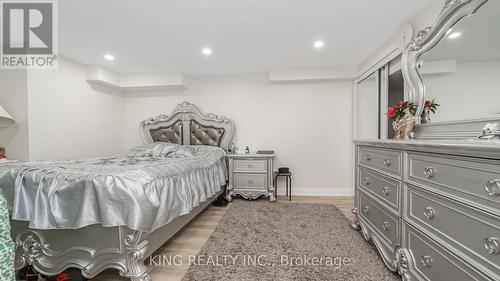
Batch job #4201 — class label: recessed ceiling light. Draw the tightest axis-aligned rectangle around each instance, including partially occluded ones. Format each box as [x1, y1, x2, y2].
[448, 32, 461, 39]
[202, 47, 212, 56]
[104, 54, 115, 61]
[314, 40, 325, 49]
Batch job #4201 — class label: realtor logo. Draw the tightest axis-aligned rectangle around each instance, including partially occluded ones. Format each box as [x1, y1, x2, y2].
[1, 0, 58, 69]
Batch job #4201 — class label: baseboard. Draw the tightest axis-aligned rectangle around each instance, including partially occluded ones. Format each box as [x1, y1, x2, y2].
[275, 186, 353, 197]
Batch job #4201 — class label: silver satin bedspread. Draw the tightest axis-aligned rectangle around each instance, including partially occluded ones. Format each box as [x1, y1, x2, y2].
[0, 144, 227, 232]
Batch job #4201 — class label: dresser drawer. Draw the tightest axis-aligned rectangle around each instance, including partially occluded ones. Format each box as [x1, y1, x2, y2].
[234, 174, 267, 189]
[358, 146, 402, 177]
[407, 151, 500, 215]
[234, 159, 267, 173]
[405, 185, 500, 278]
[359, 191, 400, 248]
[404, 223, 490, 281]
[358, 167, 400, 212]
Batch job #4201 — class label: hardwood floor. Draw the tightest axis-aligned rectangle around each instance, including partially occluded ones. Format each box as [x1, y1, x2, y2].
[92, 196, 354, 281]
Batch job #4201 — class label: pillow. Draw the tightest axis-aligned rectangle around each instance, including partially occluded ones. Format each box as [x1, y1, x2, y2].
[151, 144, 198, 158]
[126, 143, 158, 157]
[128, 143, 178, 157]
[129, 143, 198, 158]
[169, 146, 198, 158]
[150, 143, 181, 157]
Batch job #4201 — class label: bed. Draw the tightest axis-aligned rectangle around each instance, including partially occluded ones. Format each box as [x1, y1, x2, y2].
[0, 102, 235, 281]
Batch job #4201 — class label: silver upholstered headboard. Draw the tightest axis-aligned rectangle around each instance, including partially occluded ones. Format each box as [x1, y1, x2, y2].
[140, 102, 235, 151]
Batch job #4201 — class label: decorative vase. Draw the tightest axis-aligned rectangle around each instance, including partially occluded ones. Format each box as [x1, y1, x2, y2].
[392, 118, 402, 139]
[401, 120, 416, 140]
[394, 128, 402, 139]
[400, 108, 416, 140]
[392, 108, 416, 140]
[421, 107, 431, 124]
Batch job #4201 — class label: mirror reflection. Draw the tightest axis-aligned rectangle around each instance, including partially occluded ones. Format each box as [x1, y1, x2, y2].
[419, 0, 500, 124]
[357, 72, 379, 139]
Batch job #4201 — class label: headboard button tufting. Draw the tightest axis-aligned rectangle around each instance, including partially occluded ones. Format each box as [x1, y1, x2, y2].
[140, 102, 234, 150]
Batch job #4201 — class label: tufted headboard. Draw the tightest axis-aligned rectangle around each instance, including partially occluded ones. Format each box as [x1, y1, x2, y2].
[140, 102, 235, 151]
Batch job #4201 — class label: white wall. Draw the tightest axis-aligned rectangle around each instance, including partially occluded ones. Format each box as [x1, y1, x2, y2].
[123, 74, 353, 196]
[27, 58, 125, 160]
[0, 70, 30, 161]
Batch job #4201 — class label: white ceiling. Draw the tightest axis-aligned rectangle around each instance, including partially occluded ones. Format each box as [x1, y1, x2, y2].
[60, 0, 432, 76]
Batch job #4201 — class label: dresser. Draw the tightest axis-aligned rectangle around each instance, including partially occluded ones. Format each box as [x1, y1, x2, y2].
[352, 139, 500, 281]
[226, 153, 276, 202]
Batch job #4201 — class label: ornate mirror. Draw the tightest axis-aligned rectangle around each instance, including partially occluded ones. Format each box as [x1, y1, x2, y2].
[403, 0, 500, 139]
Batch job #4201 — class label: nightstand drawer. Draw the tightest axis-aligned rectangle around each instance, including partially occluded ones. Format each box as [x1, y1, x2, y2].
[234, 159, 267, 172]
[234, 174, 267, 189]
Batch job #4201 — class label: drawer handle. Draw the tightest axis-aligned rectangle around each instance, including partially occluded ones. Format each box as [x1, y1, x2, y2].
[382, 222, 390, 231]
[421, 255, 433, 267]
[363, 206, 369, 214]
[365, 154, 371, 161]
[248, 164, 253, 168]
[248, 180, 254, 185]
[382, 187, 390, 196]
[363, 178, 370, 186]
[383, 159, 391, 167]
[483, 237, 500, 255]
[424, 166, 435, 178]
[423, 207, 435, 220]
[484, 179, 500, 196]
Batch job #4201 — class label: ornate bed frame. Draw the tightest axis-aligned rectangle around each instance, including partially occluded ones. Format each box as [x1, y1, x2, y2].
[12, 102, 235, 281]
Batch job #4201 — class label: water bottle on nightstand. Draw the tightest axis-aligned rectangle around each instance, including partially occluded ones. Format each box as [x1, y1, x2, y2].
[229, 143, 236, 154]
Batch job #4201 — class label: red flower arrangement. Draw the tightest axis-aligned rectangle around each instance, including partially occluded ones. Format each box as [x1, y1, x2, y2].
[386, 101, 416, 120]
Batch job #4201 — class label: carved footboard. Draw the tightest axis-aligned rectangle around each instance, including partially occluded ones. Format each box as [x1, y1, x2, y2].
[13, 223, 151, 281]
[13, 190, 223, 281]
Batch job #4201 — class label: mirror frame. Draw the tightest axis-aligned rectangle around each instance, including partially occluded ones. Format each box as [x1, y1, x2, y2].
[402, 0, 493, 139]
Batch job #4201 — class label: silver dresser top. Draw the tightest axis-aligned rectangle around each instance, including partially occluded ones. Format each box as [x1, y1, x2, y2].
[353, 139, 500, 160]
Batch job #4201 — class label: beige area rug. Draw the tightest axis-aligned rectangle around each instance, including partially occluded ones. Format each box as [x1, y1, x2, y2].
[181, 200, 399, 281]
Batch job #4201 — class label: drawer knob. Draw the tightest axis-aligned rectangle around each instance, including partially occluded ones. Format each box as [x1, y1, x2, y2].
[363, 178, 370, 186]
[383, 159, 391, 167]
[382, 187, 390, 196]
[363, 178, 370, 185]
[424, 166, 435, 178]
[484, 179, 500, 196]
[365, 154, 371, 161]
[423, 207, 435, 220]
[483, 237, 500, 255]
[382, 222, 390, 231]
[248, 164, 253, 168]
[421, 255, 433, 267]
[363, 206, 369, 214]
[248, 180, 254, 185]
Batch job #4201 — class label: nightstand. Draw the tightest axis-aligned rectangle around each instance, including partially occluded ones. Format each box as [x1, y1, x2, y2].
[226, 153, 276, 202]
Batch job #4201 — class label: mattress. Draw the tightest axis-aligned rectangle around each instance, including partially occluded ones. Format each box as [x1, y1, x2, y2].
[0, 143, 227, 232]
